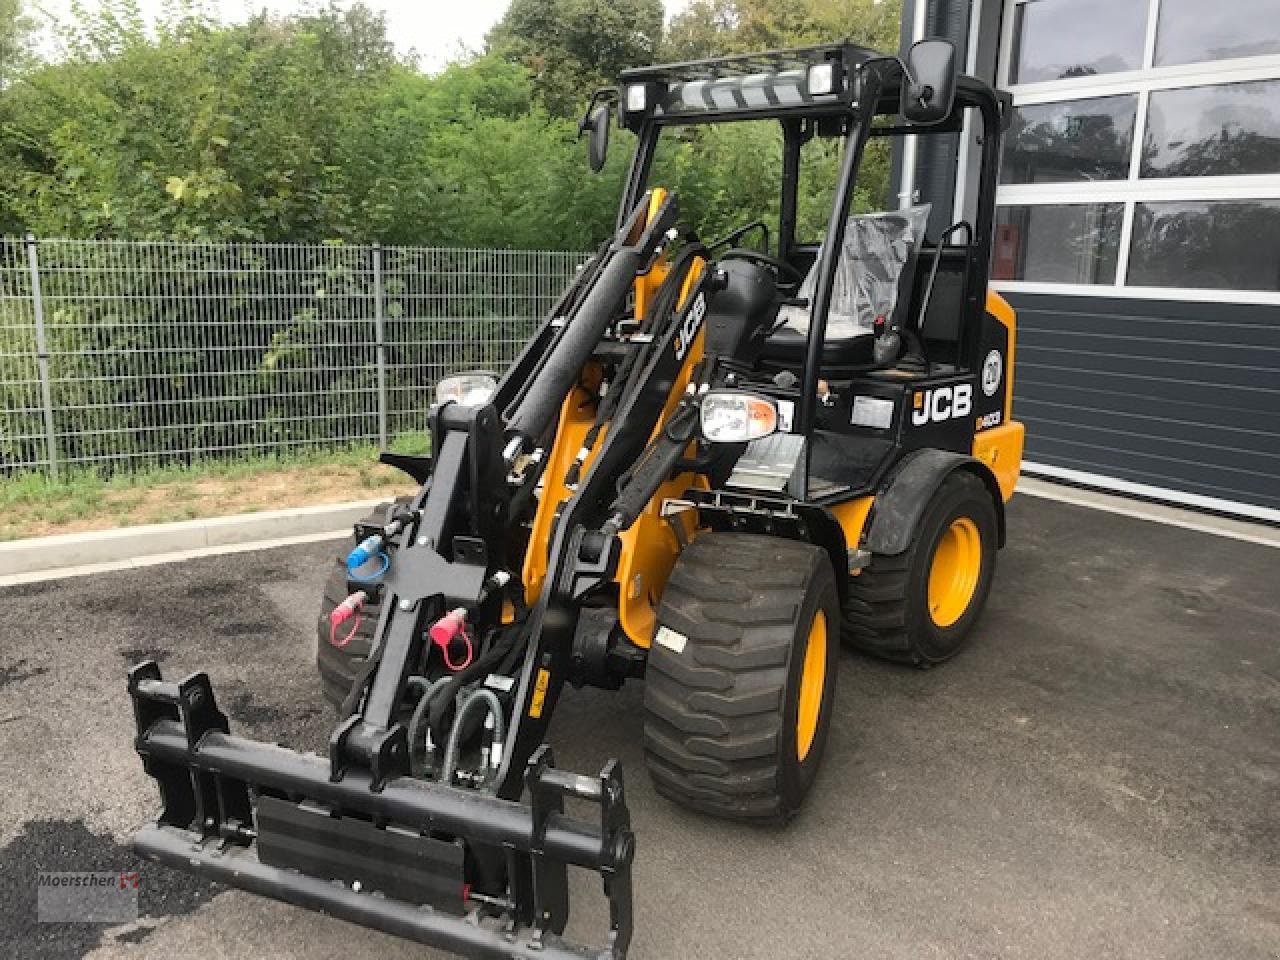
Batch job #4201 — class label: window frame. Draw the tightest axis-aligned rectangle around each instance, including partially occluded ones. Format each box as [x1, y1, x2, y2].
[994, 0, 1280, 304]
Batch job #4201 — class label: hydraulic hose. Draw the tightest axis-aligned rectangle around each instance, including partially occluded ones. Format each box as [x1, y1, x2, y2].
[406, 676, 446, 777]
[426, 629, 518, 741]
[440, 688, 507, 787]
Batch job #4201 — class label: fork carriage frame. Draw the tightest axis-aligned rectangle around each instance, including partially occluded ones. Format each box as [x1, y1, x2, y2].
[129, 664, 633, 959]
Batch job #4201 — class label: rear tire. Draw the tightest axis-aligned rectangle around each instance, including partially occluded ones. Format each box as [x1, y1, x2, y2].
[643, 533, 839, 823]
[315, 499, 407, 711]
[843, 471, 997, 667]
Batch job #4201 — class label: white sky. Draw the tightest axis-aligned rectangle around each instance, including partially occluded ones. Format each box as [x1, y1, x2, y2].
[35, 1, 695, 70]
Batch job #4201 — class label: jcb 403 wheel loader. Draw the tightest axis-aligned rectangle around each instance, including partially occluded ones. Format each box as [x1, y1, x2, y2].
[127, 39, 1022, 960]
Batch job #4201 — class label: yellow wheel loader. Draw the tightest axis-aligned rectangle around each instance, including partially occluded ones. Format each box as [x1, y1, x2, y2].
[127, 38, 1023, 960]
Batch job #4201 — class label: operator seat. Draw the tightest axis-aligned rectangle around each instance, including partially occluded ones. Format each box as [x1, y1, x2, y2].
[760, 206, 930, 370]
[761, 317, 877, 367]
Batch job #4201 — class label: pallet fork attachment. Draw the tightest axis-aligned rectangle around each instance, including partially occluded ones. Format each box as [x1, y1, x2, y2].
[129, 662, 634, 959]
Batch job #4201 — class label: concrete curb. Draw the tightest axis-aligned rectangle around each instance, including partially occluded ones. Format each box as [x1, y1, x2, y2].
[0, 499, 383, 582]
[2, 478, 1275, 590]
[1015, 478, 1280, 550]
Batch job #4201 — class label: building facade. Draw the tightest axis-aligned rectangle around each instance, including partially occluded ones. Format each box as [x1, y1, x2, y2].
[902, 0, 1280, 522]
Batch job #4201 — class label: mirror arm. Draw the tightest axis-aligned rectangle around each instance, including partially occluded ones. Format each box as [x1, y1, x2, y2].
[860, 55, 914, 91]
[861, 55, 934, 117]
[578, 87, 618, 137]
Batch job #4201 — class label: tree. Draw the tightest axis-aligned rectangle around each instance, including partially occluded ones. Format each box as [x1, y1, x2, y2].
[0, 0, 904, 246]
[655, 0, 903, 242]
[0, 1, 629, 247]
[486, 0, 664, 116]
[0, 0, 34, 88]
[664, 0, 900, 60]
[0, 2, 421, 240]
[661, 0, 738, 61]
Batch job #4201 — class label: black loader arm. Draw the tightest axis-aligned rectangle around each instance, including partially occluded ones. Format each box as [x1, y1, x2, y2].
[494, 254, 714, 799]
[126, 193, 688, 960]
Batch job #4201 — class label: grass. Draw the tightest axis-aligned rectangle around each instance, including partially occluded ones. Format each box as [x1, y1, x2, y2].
[0, 436, 428, 542]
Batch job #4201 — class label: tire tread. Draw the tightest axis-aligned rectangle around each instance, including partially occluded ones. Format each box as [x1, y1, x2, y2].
[643, 532, 834, 823]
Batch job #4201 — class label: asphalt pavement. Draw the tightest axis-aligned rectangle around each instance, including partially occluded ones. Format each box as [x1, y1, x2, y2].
[1, 494, 1277, 960]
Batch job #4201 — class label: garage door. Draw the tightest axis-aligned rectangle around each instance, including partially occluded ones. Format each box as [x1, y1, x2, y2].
[1007, 292, 1280, 521]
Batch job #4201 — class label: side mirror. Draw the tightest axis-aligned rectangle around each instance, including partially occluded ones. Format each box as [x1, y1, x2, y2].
[584, 105, 611, 173]
[901, 39, 957, 125]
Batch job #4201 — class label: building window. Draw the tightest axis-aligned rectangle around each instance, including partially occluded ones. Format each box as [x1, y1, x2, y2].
[1142, 81, 1280, 178]
[1154, 0, 1280, 67]
[1128, 201, 1280, 291]
[994, 204, 1123, 283]
[1003, 96, 1137, 183]
[1009, 0, 1148, 84]
[996, 0, 1280, 302]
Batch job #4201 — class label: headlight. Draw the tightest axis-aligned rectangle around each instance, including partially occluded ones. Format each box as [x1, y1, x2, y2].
[625, 83, 648, 112]
[700, 390, 779, 443]
[807, 62, 838, 96]
[435, 372, 497, 408]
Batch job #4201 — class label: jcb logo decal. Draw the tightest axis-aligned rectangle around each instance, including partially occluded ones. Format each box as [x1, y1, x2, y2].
[674, 293, 707, 362]
[912, 385, 972, 426]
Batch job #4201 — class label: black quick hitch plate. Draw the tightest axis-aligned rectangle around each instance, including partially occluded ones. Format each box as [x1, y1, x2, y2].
[127, 661, 635, 960]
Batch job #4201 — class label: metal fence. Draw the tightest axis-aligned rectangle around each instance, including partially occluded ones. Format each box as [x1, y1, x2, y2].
[0, 237, 586, 478]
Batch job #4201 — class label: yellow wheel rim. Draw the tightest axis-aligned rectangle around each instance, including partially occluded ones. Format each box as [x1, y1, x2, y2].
[795, 610, 827, 763]
[927, 516, 982, 628]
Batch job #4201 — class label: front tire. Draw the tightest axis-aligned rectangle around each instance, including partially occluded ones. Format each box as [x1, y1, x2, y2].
[643, 533, 840, 823]
[843, 471, 998, 666]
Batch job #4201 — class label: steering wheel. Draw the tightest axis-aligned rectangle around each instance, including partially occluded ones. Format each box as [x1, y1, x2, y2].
[720, 248, 806, 287]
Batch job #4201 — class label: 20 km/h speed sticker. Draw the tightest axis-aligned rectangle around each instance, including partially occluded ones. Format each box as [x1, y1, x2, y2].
[981, 350, 1003, 397]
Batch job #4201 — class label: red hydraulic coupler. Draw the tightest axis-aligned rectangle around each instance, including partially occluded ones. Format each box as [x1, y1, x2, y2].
[428, 607, 474, 671]
[328, 591, 368, 648]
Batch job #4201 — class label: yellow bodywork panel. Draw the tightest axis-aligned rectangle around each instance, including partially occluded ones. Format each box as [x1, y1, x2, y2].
[615, 257, 707, 648]
[528, 667, 551, 719]
[613, 470, 707, 647]
[827, 495, 875, 565]
[633, 188, 670, 321]
[973, 290, 1023, 501]
[521, 364, 605, 606]
[972, 423, 1024, 502]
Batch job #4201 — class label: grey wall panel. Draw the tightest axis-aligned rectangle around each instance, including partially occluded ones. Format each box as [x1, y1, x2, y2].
[1018, 357, 1277, 415]
[1016, 393, 1280, 453]
[1005, 292, 1280, 513]
[1026, 436, 1280, 509]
